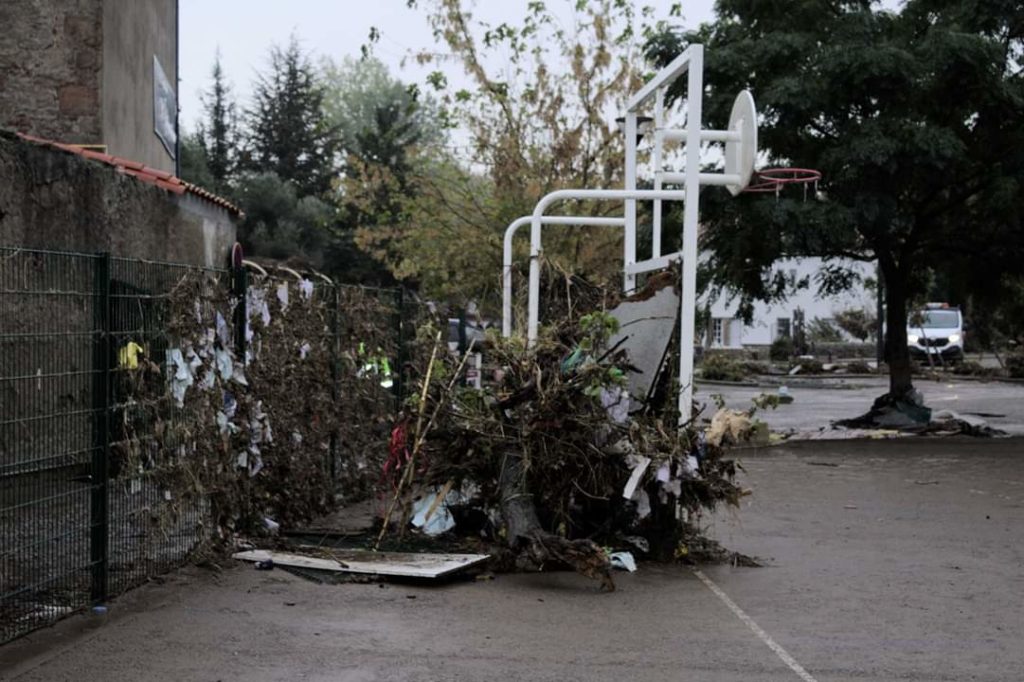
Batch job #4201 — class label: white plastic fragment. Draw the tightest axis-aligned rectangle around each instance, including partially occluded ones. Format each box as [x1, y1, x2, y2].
[276, 283, 289, 310]
[411, 487, 458, 535]
[622, 455, 651, 500]
[609, 551, 637, 572]
[299, 278, 314, 300]
[263, 517, 280, 533]
[600, 386, 630, 424]
[299, 342, 311, 360]
[215, 311, 230, 346]
[167, 348, 195, 407]
[215, 348, 233, 381]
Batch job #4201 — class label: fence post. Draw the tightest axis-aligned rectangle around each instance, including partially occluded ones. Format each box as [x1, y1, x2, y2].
[90, 252, 111, 604]
[232, 258, 247, 359]
[329, 285, 340, 484]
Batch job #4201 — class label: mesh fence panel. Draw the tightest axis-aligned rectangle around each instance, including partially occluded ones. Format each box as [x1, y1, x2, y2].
[1, 247, 405, 644]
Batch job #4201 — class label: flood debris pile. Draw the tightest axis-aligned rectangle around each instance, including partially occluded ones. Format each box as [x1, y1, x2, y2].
[378, 269, 746, 590]
[115, 266, 401, 551]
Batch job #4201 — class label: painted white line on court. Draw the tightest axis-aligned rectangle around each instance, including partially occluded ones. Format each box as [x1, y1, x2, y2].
[693, 568, 819, 682]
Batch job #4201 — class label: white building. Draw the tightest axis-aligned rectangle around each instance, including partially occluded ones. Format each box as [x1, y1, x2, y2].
[704, 257, 876, 348]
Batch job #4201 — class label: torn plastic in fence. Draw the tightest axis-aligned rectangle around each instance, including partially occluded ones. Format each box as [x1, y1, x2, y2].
[411, 487, 458, 535]
[609, 551, 637, 572]
[223, 391, 237, 418]
[276, 283, 289, 310]
[200, 368, 216, 390]
[216, 411, 239, 436]
[236, 450, 248, 469]
[249, 401, 272, 444]
[215, 348, 233, 380]
[299, 342, 311, 360]
[248, 445, 264, 477]
[656, 462, 671, 483]
[232, 363, 249, 386]
[291, 431, 303, 444]
[248, 287, 271, 328]
[130, 478, 142, 495]
[167, 348, 195, 407]
[299, 278, 314, 300]
[216, 311, 230, 346]
[622, 455, 651, 500]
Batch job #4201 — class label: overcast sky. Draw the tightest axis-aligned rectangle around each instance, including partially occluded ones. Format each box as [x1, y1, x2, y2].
[178, 0, 720, 132]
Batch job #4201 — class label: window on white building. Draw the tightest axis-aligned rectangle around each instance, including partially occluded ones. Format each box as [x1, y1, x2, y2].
[776, 318, 791, 339]
[712, 318, 724, 346]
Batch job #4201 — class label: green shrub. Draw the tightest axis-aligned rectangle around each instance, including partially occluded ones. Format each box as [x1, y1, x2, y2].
[769, 336, 795, 361]
[1005, 352, 1024, 378]
[845, 360, 873, 374]
[793, 357, 823, 374]
[952, 361, 999, 377]
[699, 354, 748, 382]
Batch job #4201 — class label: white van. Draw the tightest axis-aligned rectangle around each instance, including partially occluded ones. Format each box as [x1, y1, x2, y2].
[907, 304, 964, 364]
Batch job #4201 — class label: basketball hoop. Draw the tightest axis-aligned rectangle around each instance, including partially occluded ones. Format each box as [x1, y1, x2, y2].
[742, 167, 821, 196]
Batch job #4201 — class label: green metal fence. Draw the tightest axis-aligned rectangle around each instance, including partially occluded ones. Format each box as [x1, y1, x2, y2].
[1, 246, 405, 644]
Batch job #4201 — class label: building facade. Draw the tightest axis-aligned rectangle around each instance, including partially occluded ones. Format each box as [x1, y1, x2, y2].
[0, 0, 179, 174]
[705, 257, 877, 348]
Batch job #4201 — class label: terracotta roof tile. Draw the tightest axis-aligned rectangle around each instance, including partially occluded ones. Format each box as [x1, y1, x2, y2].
[15, 132, 243, 217]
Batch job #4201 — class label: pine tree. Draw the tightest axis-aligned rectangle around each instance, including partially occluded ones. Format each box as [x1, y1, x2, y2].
[245, 37, 338, 197]
[197, 50, 237, 191]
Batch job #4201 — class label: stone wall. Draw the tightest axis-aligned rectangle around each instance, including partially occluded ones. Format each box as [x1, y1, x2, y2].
[0, 0, 104, 144]
[0, 0, 178, 174]
[0, 131, 235, 267]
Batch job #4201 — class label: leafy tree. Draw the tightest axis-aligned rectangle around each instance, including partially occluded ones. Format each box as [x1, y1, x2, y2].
[321, 57, 442, 287]
[178, 132, 217, 189]
[245, 37, 338, 197]
[196, 50, 238, 192]
[834, 308, 877, 343]
[355, 0, 663, 306]
[233, 172, 332, 267]
[321, 56, 441, 163]
[648, 0, 1024, 406]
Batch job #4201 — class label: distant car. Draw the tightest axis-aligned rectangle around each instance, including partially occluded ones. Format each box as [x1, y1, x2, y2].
[907, 304, 964, 364]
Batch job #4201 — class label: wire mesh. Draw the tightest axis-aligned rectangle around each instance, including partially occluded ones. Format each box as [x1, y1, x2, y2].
[1, 247, 407, 644]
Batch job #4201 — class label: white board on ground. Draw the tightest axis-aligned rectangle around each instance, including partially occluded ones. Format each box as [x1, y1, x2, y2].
[232, 549, 490, 579]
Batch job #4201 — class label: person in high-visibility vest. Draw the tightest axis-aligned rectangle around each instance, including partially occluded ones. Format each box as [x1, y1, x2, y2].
[358, 342, 393, 389]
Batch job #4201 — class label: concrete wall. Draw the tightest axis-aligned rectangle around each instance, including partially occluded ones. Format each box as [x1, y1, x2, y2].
[706, 257, 876, 348]
[102, 0, 178, 173]
[0, 132, 234, 267]
[0, 0, 105, 144]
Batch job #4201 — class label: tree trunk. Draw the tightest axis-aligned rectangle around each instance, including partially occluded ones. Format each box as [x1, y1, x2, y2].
[882, 264, 915, 401]
[498, 448, 614, 590]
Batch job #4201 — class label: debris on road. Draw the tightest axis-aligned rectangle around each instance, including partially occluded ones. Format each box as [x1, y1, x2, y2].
[234, 549, 490, 579]
[609, 552, 638, 572]
[368, 264, 745, 590]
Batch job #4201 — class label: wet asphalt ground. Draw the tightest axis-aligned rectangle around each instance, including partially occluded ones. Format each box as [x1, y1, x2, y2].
[697, 374, 1024, 436]
[3, 437, 1022, 681]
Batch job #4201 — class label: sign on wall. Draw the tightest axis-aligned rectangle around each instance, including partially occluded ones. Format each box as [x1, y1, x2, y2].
[153, 56, 177, 160]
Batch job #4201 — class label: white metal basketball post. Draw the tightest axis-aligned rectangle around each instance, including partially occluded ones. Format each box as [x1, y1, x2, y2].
[501, 44, 758, 427]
